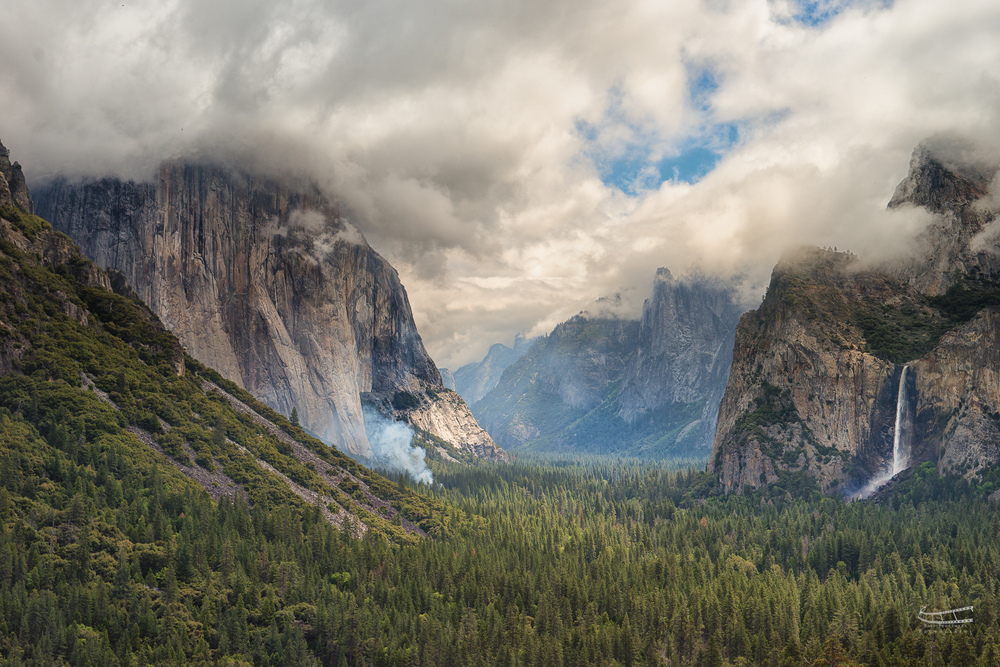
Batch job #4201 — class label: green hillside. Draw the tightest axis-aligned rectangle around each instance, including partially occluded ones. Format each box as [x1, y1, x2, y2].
[0, 200, 466, 663]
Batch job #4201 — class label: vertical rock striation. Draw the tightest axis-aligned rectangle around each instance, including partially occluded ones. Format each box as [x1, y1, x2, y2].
[911, 309, 1000, 476]
[617, 268, 743, 450]
[35, 162, 502, 460]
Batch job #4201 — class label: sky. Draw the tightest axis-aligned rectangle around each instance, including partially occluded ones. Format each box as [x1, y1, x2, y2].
[3, 0, 1000, 368]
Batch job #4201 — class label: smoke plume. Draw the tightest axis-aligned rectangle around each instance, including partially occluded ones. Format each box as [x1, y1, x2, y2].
[361, 407, 433, 485]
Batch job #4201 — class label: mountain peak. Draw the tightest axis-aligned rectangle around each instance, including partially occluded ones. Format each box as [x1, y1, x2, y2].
[882, 137, 1000, 295]
[34, 160, 504, 462]
[889, 136, 998, 213]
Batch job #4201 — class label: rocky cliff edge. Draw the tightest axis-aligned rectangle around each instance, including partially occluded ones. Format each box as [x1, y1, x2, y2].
[711, 140, 1000, 495]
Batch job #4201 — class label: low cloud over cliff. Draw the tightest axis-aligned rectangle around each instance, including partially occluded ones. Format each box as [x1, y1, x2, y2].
[3, 0, 1000, 366]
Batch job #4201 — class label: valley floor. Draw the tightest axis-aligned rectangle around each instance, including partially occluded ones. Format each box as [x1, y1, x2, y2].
[1, 438, 999, 666]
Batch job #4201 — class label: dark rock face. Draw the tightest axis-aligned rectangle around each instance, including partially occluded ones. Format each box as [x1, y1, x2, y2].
[473, 273, 744, 458]
[0, 140, 34, 214]
[712, 140, 1000, 494]
[886, 139, 1000, 295]
[34, 162, 502, 460]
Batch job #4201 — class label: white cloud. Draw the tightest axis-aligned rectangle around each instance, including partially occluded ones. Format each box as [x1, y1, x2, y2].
[3, 0, 1000, 367]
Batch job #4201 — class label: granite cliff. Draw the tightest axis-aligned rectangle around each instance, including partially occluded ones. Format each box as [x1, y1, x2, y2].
[35, 162, 505, 461]
[886, 137, 1000, 294]
[711, 139, 1000, 495]
[617, 269, 742, 450]
[473, 272, 743, 458]
[0, 139, 449, 542]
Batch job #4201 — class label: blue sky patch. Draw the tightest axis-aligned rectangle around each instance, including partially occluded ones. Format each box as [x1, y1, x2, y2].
[688, 68, 719, 112]
[580, 68, 740, 194]
[789, 0, 892, 28]
[793, 0, 846, 26]
[582, 122, 738, 194]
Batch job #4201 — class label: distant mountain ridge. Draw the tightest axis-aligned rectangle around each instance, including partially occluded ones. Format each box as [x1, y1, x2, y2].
[472, 272, 745, 458]
[444, 335, 532, 406]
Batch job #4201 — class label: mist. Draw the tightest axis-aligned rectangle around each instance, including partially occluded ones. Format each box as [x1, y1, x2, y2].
[4, 0, 1000, 367]
[361, 407, 433, 485]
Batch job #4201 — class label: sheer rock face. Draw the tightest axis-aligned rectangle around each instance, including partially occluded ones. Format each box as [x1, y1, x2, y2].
[33, 162, 497, 459]
[911, 309, 1000, 476]
[710, 250, 901, 494]
[713, 141, 1000, 494]
[617, 268, 743, 448]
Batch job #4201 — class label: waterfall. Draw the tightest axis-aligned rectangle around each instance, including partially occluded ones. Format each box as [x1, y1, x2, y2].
[891, 365, 911, 475]
[855, 364, 912, 499]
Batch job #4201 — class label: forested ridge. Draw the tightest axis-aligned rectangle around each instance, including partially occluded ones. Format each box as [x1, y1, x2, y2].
[2, 422, 1000, 666]
[0, 171, 999, 666]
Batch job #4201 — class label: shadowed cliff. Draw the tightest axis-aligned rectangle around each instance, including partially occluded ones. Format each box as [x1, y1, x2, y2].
[712, 139, 1000, 495]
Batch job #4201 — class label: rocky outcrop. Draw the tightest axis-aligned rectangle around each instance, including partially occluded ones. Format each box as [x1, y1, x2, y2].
[710, 249, 909, 493]
[0, 140, 34, 214]
[368, 389, 509, 461]
[406, 391, 507, 460]
[911, 308, 1000, 476]
[713, 140, 1000, 494]
[34, 162, 496, 460]
[886, 137, 1000, 295]
[473, 272, 744, 457]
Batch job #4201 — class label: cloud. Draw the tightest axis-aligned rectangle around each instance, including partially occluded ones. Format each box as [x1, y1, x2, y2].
[274, 209, 367, 264]
[3, 0, 1000, 367]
